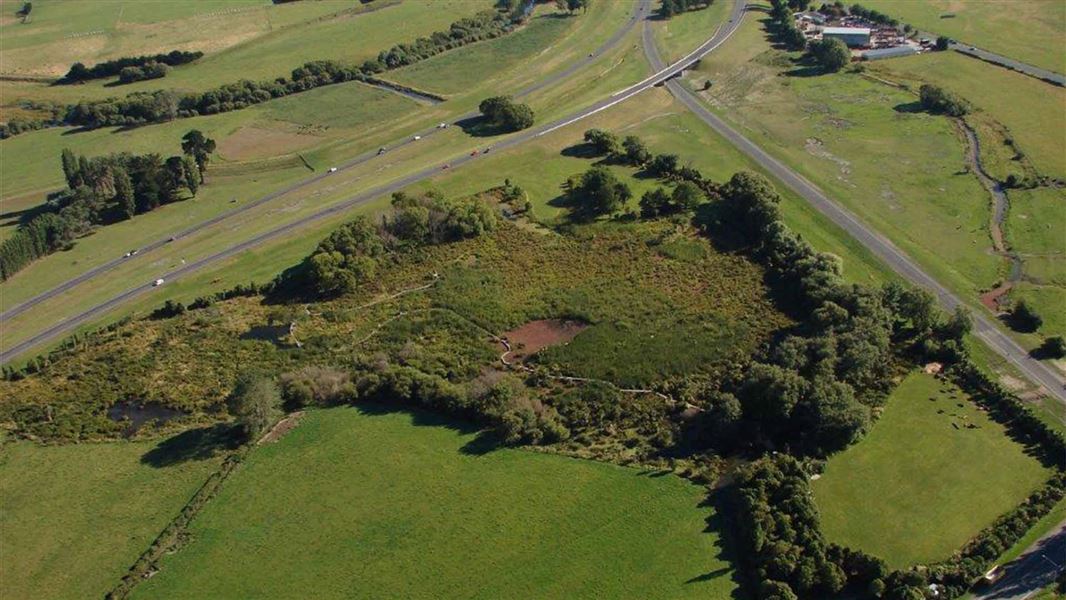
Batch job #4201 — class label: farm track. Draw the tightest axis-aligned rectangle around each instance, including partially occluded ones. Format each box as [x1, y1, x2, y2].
[0, 0, 651, 326]
[640, 7, 1066, 405]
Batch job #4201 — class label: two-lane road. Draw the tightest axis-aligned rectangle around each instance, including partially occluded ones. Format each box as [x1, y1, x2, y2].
[0, 0, 749, 366]
[640, 9, 1066, 405]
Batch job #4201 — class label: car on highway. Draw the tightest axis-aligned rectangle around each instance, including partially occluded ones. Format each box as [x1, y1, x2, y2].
[413, 135, 422, 141]
[153, 278, 165, 287]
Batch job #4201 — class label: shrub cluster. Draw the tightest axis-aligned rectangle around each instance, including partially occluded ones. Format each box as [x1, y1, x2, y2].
[278, 190, 497, 297]
[919, 84, 970, 117]
[117, 62, 169, 85]
[478, 95, 535, 132]
[61, 50, 203, 84]
[347, 365, 568, 445]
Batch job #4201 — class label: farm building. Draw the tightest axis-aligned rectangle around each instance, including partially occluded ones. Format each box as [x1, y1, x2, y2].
[822, 27, 871, 47]
[862, 46, 919, 60]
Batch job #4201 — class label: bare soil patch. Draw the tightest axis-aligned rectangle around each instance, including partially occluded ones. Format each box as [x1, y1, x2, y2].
[217, 125, 321, 161]
[979, 282, 1012, 312]
[502, 319, 587, 361]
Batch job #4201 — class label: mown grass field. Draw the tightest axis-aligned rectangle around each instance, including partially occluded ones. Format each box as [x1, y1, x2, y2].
[0, 439, 223, 600]
[133, 406, 738, 599]
[858, 0, 1066, 74]
[813, 372, 1052, 569]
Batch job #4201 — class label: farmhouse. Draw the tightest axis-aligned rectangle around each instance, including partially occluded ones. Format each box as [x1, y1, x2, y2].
[822, 27, 872, 47]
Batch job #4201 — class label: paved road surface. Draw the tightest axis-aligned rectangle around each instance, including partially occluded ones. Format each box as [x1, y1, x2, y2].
[973, 520, 1066, 600]
[949, 41, 1065, 87]
[641, 10, 1066, 406]
[0, 0, 652, 325]
[0, 0, 754, 365]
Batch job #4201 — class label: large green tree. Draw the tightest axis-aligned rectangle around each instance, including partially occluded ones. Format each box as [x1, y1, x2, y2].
[808, 38, 850, 72]
[227, 374, 282, 440]
[572, 166, 632, 216]
[180, 129, 216, 182]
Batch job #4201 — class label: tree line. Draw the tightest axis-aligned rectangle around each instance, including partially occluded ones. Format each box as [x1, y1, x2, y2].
[657, 0, 714, 19]
[2, 7, 537, 137]
[0, 130, 214, 281]
[60, 50, 203, 84]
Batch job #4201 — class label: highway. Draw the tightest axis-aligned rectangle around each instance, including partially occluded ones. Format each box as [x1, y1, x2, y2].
[0, 0, 653, 325]
[640, 8, 1066, 405]
[0, 0, 753, 365]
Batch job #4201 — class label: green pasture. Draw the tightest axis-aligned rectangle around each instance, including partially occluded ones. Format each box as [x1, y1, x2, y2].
[871, 51, 1066, 180]
[134, 406, 738, 599]
[813, 372, 1052, 568]
[0, 439, 222, 600]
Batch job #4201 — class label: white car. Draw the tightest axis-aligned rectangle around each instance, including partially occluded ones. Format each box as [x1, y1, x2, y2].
[413, 135, 422, 141]
[153, 278, 165, 287]
[328, 167, 338, 173]
[437, 122, 448, 129]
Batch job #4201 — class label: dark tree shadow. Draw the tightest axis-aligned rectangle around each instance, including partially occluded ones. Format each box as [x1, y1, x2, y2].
[893, 101, 924, 113]
[240, 324, 290, 344]
[560, 142, 603, 159]
[784, 65, 830, 78]
[0, 200, 55, 229]
[351, 403, 504, 455]
[141, 423, 242, 468]
[455, 115, 508, 138]
[688, 487, 748, 598]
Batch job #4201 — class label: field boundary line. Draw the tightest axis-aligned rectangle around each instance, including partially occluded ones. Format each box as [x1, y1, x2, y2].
[106, 448, 247, 600]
